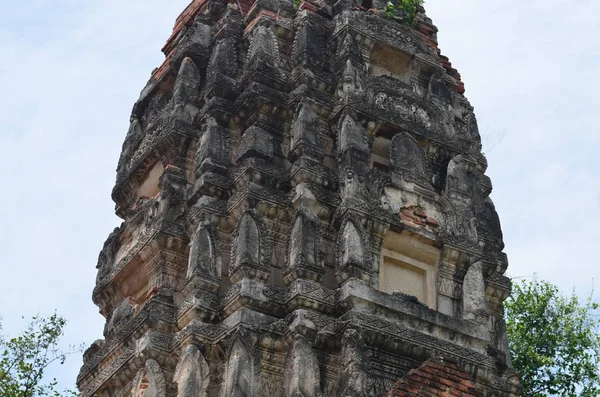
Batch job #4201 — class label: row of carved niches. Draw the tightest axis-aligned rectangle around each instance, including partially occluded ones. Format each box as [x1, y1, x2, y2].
[95, 159, 503, 323]
[97, 147, 503, 309]
[114, 321, 515, 397]
[112, 4, 463, 196]
[121, 326, 378, 397]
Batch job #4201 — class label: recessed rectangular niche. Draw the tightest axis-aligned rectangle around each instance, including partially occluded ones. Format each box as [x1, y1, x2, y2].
[379, 231, 440, 308]
[370, 42, 412, 81]
[137, 162, 164, 199]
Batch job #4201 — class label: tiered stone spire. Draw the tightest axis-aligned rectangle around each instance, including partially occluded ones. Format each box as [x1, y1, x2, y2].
[79, 1, 521, 396]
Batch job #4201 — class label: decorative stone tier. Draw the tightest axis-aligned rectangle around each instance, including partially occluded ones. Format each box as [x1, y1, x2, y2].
[80, 0, 520, 396]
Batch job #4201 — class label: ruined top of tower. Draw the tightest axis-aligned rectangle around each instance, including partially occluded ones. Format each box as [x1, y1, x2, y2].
[79, 0, 521, 396]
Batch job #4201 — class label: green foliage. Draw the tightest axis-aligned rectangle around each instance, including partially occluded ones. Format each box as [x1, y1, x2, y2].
[384, 0, 424, 26]
[293, 0, 301, 9]
[0, 314, 79, 397]
[505, 280, 600, 397]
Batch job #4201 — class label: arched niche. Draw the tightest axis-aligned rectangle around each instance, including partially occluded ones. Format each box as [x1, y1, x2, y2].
[389, 132, 426, 176]
[131, 359, 166, 397]
[222, 339, 255, 397]
[207, 39, 237, 78]
[233, 214, 261, 270]
[174, 345, 210, 397]
[289, 211, 318, 269]
[246, 26, 280, 67]
[284, 335, 322, 397]
[341, 221, 364, 267]
[462, 261, 488, 323]
[187, 226, 219, 280]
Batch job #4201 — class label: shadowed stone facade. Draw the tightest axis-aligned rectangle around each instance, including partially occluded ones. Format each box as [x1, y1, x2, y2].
[78, 0, 521, 396]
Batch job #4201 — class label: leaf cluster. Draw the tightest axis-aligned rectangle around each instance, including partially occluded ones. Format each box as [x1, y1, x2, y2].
[384, 0, 424, 26]
[505, 280, 600, 397]
[0, 314, 79, 397]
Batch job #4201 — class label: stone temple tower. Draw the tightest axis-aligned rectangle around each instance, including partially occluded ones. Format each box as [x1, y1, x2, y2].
[78, 0, 521, 396]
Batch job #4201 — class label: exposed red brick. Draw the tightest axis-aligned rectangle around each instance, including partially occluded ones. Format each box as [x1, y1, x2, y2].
[384, 360, 483, 397]
[162, 0, 209, 55]
[244, 9, 285, 33]
[414, 208, 426, 217]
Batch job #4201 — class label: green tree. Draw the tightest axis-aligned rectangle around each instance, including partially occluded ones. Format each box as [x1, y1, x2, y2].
[0, 314, 79, 397]
[384, 0, 424, 25]
[505, 279, 600, 397]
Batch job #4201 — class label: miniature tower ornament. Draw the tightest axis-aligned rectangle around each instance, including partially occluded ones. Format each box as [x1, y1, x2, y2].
[78, 0, 521, 396]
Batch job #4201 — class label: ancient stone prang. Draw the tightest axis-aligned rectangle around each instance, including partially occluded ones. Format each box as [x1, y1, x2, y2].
[79, 0, 521, 396]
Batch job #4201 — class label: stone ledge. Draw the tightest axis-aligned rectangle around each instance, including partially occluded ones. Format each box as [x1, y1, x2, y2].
[339, 279, 489, 348]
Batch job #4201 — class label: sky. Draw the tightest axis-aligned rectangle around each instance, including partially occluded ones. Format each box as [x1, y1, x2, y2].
[0, 0, 599, 392]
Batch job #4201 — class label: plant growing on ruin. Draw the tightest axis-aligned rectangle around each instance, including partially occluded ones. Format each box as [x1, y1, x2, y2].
[0, 314, 80, 397]
[505, 280, 600, 397]
[384, 0, 424, 26]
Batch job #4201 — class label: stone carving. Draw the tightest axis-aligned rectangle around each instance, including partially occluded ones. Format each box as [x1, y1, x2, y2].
[292, 22, 326, 68]
[247, 26, 280, 67]
[171, 21, 212, 67]
[222, 338, 256, 397]
[390, 132, 424, 174]
[284, 335, 322, 397]
[427, 74, 452, 102]
[339, 167, 367, 202]
[105, 297, 137, 336]
[173, 345, 210, 397]
[441, 202, 479, 247]
[336, 330, 370, 397]
[118, 116, 144, 174]
[338, 114, 368, 155]
[335, 32, 364, 69]
[188, 225, 219, 279]
[171, 57, 202, 125]
[389, 132, 430, 186]
[207, 39, 237, 79]
[196, 117, 229, 175]
[237, 125, 274, 162]
[479, 197, 504, 252]
[96, 226, 122, 282]
[132, 359, 166, 397]
[290, 102, 322, 160]
[341, 221, 364, 267]
[82, 2, 518, 396]
[462, 261, 488, 322]
[234, 214, 260, 268]
[289, 209, 317, 269]
[445, 154, 475, 197]
[336, 60, 364, 101]
[157, 166, 187, 223]
[230, 212, 270, 282]
[374, 92, 433, 129]
[286, 206, 323, 284]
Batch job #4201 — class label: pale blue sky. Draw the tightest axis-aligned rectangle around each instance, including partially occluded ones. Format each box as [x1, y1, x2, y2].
[1, 0, 599, 391]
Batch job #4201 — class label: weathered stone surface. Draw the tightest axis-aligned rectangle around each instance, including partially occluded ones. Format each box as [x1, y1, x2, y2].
[173, 345, 210, 397]
[132, 359, 166, 397]
[284, 335, 322, 397]
[463, 260, 488, 323]
[79, 2, 520, 397]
